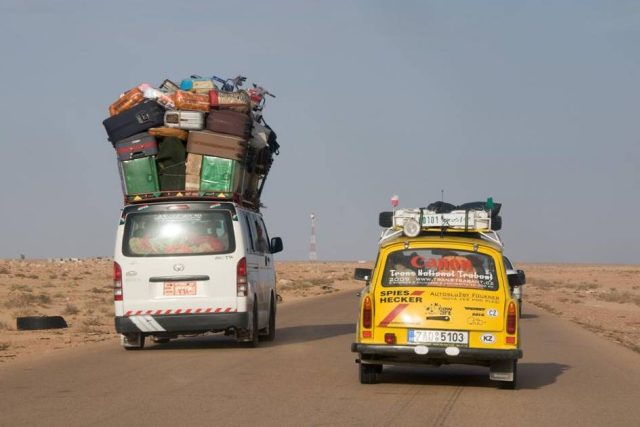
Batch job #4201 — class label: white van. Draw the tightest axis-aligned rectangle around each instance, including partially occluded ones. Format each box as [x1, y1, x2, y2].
[113, 200, 283, 350]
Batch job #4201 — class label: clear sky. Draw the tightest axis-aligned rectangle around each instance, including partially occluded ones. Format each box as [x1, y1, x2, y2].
[0, 0, 638, 263]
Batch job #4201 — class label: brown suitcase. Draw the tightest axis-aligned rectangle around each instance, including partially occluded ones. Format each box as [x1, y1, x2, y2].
[173, 90, 210, 112]
[205, 110, 252, 139]
[185, 153, 203, 191]
[186, 130, 247, 161]
[109, 87, 144, 116]
[148, 127, 189, 140]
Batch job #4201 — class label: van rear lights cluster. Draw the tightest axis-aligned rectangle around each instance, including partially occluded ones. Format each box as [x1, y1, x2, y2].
[113, 262, 123, 301]
[384, 333, 396, 345]
[236, 257, 248, 297]
[363, 296, 372, 329]
[506, 301, 517, 334]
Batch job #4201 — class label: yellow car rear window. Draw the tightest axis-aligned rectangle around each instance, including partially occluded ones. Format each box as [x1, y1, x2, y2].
[382, 249, 498, 291]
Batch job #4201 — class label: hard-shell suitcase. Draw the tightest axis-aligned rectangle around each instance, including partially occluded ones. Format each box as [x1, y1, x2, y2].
[173, 90, 210, 112]
[164, 110, 205, 130]
[119, 156, 160, 195]
[186, 130, 247, 161]
[200, 155, 243, 193]
[114, 133, 158, 161]
[156, 137, 186, 191]
[205, 110, 252, 139]
[103, 100, 165, 143]
[209, 90, 251, 114]
[148, 127, 189, 141]
[185, 153, 203, 191]
[109, 86, 145, 117]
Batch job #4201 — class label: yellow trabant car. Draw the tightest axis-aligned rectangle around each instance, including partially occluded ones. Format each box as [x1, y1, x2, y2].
[351, 205, 523, 388]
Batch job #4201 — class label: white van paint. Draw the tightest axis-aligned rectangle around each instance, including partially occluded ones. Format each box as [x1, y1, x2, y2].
[113, 200, 282, 349]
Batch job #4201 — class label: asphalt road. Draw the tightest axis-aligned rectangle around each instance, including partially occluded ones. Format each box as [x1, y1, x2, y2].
[1, 290, 639, 427]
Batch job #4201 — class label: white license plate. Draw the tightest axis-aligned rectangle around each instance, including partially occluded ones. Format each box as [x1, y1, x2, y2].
[408, 329, 469, 345]
[163, 282, 197, 296]
[421, 213, 473, 227]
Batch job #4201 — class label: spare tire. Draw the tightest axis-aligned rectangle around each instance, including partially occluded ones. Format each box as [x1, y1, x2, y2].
[457, 201, 502, 217]
[426, 201, 456, 213]
[379, 211, 393, 227]
[491, 215, 502, 231]
[17, 316, 68, 331]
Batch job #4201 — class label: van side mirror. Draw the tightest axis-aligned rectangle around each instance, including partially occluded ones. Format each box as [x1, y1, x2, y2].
[507, 272, 523, 288]
[379, 212, 393, 227]
[354, 268, 372, 281]
[270, 237, 283, 254]
[517, 269, 526, 285]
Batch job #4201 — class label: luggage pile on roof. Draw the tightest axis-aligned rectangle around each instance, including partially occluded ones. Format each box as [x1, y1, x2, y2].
[102, 75, 279, 207]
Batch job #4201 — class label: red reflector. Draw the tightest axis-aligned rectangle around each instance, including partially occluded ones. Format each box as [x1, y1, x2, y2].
[363, 331, 372, 338]
[363, 296, 372, 329]
[507, 301, 517, 334]
[506, 336, 516, 344]
[113, 262, 123, 302]
[384, 333, 396, 345]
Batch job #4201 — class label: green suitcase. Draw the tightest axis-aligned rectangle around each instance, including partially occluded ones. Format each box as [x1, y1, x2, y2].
[200, 156, 243, 193]
[120, 156, 160, 195]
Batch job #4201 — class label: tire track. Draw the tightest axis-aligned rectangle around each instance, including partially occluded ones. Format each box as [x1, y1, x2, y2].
[432, 386, 463, 427]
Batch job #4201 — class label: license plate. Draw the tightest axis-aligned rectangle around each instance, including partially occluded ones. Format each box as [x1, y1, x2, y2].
[408, 329, 469, 345]
[163, 282, 197, 296]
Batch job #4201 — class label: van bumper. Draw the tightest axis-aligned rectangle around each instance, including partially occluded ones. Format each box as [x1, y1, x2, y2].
[115, 312, 249, 334]
[351, 343, 522, 364]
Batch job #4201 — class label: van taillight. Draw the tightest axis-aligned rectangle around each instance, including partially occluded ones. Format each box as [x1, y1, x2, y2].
[113, 262, 123, 301]
[237, 257, 248, 297]
[506, 301, 517, 334]
[363, 296, 372, 329]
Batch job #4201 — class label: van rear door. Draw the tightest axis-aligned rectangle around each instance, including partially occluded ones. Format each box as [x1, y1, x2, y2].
[116, 203, 240, 316]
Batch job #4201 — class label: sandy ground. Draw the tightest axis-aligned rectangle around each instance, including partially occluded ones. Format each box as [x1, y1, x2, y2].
[0, 259, 638, 364]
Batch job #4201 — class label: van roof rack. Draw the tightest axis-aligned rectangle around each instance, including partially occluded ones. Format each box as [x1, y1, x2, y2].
[124, 191, 259, 209]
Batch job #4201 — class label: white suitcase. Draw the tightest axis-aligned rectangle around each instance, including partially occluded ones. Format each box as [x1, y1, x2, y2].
[164, 111, 206, 130]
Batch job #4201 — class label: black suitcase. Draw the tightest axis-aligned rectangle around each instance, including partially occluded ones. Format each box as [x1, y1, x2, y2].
[156, 136, 186, 191]
[103, 100, 165, 143]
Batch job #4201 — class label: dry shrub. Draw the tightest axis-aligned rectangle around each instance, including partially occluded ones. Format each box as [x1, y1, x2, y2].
[0, 266, 9, 274]
[10, 284, 32, 292]
[63, 303, 80, 315]
[91, 287, 109, 294]
[14, 273, 26, 278]
[4, 293, 51, 308]
[576, 283, 599, 291]
[0, 342, 10, 351]
[597, 290, 636, 304]
[0, 320, 9, 330]
[308, 277, 333, 287]
[527, 278, 555, 289]
[49, 274, 58, 280]
[27, 274, 39, 279]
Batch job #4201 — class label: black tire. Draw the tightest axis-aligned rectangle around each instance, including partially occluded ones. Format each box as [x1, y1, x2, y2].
[379, 211, 393, 227]
[260, 295, 276, 342]
[122, 334, 145, 351]
[247, 300, 260, 348]
[16, 316, 67, 331]
[359, 363, 378, 384]
[491, 215, 502, 231]
[499, 360, 518, 390]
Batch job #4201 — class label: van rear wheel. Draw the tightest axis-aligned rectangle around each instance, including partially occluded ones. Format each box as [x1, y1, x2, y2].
[260, 296, 276, 342]
[121, 333, 145, 350]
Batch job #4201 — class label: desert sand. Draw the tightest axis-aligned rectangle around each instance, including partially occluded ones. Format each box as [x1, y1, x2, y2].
[0, 259, 638, 364]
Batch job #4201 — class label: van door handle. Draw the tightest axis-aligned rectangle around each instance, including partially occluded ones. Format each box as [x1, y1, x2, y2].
[149, 275, 210, 282]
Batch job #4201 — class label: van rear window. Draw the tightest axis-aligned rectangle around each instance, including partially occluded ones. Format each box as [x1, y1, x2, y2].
[123, 210, 235, 256]
[382, 249, 498, 291]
